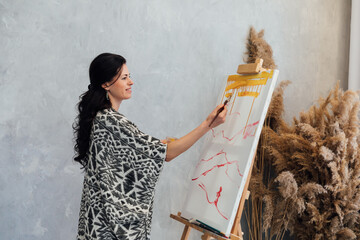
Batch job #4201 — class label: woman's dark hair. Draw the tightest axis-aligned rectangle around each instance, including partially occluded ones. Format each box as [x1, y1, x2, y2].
[73, 53, 126, 168]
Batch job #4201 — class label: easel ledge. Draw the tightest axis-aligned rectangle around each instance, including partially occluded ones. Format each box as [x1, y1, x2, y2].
[170, 212, 231, 240]
[170, 188, 250, 240]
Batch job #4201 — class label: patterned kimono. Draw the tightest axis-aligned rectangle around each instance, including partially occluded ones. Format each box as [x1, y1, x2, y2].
[77, 108, 167, 240]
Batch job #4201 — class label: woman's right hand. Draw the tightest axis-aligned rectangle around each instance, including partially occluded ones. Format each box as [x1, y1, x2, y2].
[164, 104, 227, 162]
[204, 104, 228, 129]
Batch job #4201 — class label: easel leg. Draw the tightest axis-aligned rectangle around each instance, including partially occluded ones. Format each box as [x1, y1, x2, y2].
[230, 154, 256, 239]
[181, 225, 191, 240]
[201, 233, 212, 240]
[237, 225, 242, 238]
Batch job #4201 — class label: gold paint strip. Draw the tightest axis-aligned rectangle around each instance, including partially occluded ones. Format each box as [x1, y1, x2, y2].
[237, 92, 259, 98]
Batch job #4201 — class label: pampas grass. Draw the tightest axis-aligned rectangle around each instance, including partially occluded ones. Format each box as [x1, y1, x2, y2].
[250, 84, 360, 240]
[244, 26, 360, 240]
[245, 26, 277, 69]
[244, 26, 284, 240]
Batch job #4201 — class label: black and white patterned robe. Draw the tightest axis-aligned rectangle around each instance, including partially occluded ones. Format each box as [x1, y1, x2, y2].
[77, 108, 167, 240]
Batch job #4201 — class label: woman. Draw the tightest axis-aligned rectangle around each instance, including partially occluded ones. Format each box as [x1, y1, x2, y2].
[73, 53, 227, 240]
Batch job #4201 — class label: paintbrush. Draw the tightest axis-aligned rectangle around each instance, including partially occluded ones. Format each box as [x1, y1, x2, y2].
[208, 93, 232, 128]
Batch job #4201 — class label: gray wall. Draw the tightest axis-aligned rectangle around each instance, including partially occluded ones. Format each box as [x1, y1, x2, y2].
[0, 0, 350, 239]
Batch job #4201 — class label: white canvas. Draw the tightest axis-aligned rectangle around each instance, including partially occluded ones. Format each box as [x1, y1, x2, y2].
[182, 69, 279, 237]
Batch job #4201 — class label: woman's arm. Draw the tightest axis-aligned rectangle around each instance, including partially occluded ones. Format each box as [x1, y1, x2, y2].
[165, 104, 227, 162]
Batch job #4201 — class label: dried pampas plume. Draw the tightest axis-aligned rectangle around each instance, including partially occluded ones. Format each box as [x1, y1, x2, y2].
[249, 83, 360, 240]
[245, 27, 277, 69]
[244, 26, 282, 240]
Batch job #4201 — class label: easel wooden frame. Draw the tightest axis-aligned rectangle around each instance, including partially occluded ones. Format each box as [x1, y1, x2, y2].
[170, 59, 265, 240]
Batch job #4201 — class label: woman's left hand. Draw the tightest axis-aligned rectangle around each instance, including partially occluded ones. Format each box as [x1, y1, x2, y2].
[161, 137, 178, 144]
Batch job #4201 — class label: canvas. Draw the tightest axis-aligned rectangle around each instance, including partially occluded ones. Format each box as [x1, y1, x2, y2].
[182, 69, 279, 236]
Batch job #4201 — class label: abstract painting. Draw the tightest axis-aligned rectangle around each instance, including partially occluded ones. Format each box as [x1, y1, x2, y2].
[182, 69, 279, 236]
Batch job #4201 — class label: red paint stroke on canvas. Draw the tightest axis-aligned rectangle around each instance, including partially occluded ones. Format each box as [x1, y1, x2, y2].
[193, 150, 243, 181]
[211, 120, 259, 142]
[243, 120, 259, 139]
[196, 149, 226, 168]
[223, 161, 244, 188]
[192, 160, 239, 181]
[221, 130, 242, 142]
[199, 183, 228, 220]
[229, 111, 241, 116]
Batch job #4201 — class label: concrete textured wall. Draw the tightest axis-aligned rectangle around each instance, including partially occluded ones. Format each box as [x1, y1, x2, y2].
[0, 0, 350, 239]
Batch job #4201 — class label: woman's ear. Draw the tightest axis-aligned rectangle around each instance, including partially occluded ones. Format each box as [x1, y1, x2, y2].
[101, 83, 109, 90]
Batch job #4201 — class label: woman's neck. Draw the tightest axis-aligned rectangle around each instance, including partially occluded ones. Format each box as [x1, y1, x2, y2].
[109, 97, 121, 111]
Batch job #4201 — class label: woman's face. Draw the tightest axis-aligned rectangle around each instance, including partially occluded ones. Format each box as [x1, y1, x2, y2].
[104, 64, 133, 106]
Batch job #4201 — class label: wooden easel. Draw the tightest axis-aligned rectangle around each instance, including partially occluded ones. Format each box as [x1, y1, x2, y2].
[170, 59, 265, 240]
